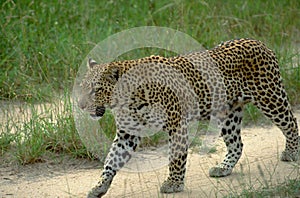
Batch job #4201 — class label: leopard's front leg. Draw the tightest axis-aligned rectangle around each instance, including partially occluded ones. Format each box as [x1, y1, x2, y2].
[160, 122, 188, 193]
[209, 105, 244, 177]
[88, 129, 140, 198]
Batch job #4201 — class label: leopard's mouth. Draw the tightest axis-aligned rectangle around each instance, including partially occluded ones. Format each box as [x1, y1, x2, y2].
[90, 106, 106, 120]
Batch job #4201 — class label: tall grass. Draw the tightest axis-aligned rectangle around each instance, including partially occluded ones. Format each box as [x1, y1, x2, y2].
[1, 0, 299, 101]
[0, 94, 90, 165]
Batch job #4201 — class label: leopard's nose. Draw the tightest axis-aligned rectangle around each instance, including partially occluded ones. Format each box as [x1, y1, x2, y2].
[78, 100, 86, 110]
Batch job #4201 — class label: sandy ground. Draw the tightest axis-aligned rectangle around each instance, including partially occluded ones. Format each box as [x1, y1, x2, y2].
[1, 110, 300, 198]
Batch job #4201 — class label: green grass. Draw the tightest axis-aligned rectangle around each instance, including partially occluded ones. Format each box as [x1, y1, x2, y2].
[220, 159, 300, 198]
[0, 0, 300, 196]
[0, 94, 91, 165]
[1, 0, 299, 101]
[227, 179, 300, 197]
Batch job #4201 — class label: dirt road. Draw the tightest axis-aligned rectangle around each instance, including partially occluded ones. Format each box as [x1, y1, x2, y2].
[1, 111, 300, 198]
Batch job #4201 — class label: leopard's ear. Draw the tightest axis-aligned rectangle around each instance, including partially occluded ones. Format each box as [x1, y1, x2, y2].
[87, 58, 98, 69]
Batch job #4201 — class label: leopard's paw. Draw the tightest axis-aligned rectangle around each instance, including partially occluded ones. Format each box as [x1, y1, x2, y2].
[209, 165, 232, 177]
[160, 179, 184, 193]
[87, 179, 111, 198]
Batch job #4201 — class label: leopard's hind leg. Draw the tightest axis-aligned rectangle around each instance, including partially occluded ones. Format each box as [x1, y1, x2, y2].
[253, 89, 299, 162]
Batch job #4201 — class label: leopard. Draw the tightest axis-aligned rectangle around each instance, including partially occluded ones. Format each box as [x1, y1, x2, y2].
[78, 38, 299, 198]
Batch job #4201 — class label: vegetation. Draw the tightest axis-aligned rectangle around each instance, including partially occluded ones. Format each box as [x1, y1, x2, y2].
[0, 95, 90, 164]
[227, 179, 300, 197]
[0, 0, 299, 196]
[1, 0, 299, 101]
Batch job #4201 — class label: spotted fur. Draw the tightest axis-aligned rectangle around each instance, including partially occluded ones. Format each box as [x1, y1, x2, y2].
[78, 38, 299, 197]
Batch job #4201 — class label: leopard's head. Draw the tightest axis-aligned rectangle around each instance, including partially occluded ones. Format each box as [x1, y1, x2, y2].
[78, 58, 119, 120]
